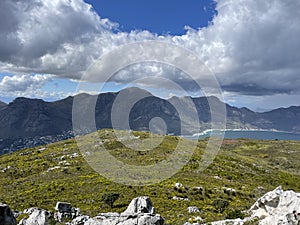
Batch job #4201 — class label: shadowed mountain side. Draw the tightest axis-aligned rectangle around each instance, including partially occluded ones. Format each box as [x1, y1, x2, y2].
[0, 101, 7, 110]
[0, 87, 299, 153]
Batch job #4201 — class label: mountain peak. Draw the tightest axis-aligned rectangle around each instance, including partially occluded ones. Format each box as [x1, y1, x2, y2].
[11, 97, 45, 103]
[118, 87, 153, 96]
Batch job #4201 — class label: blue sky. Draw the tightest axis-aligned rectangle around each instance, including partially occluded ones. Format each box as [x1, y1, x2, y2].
[84, 0, 217, 35]
[0, 0, 299, 112]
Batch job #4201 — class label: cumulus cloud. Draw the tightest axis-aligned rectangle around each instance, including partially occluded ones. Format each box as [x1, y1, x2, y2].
[0, 0, 120, 75]
[0, 74, 59, 99]
[200, 0, 300, 95]
[0, 74, 52, 92]
[0, 0, 299, 98]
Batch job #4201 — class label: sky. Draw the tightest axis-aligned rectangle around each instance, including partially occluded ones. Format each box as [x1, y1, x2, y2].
[0, 0, 299, 112]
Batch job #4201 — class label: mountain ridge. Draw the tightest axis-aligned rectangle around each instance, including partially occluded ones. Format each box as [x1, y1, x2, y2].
[0, 87, 299, 154]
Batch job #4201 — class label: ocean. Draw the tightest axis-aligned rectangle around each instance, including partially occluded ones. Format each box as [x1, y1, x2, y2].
[185, 130, 300, 141]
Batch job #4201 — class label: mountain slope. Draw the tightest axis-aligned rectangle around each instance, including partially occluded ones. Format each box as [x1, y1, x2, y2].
[0, 88, 299, 153]
[259, 106, 300, 131]
[1, 130, 300, 224]
[0, 97, 73, 139]
[0, 100, 7, 110]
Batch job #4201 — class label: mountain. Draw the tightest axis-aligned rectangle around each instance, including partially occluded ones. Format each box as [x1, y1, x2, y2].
[0, 87, 299, 153]
[0, 100, 7, 110]
[0, 97, 72, 139]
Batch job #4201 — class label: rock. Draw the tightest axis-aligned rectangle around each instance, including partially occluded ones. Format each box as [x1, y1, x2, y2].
[137, 213, 164, 225]
[54, 202, 80, 222]
[1, 166, 11, 173]
[83, 218, 102, 225]
[19, 208, 52, 225]
[97, 212, 120, 218]
[223, 187, 236, 194]
[175, 183, 184, 189]
[47, 166, 61, 172]
[0, 204, 17, 225]
[12, 211, 22, 219]
[55, 202, 72, 213]
[193, 186, 204, 191]
[250, 186, 283, 213]
[3, 197, 163, 225]
[203, 218, 244, 225]
[188, 206, 200, 213]
[172, 196, 189, 201]
[122, 196, 155, 214]
[86, 197, 164, 225]
[200, 186, 300, 225]
[69, 153, 79, 158]
[213, 176, 222, 180]
[249, 186, 300, 224]
[70, 215, 90, 225]
[22, 208, 33, 215]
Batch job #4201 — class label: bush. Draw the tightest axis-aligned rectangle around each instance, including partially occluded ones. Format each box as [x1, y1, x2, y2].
[226, 209, 245, 219]
[101, 192, 120, 208]
[212, 199, 229, 213]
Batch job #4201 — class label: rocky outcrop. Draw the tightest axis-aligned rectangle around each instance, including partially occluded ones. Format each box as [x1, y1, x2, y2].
[70, 215, 90, 225]
[123, 196, 155, 214]
[199, 186, 300, 225]
[249, 186, 300, 225]
[54, 202, 80, 222]
[6, 187, 300, 225]
[187, 207, 200, 213]
[9, 197, 163, 225]
[18, 208, 52, 225]
[0, 204, 16, 225]
[85, 197, 164, 225]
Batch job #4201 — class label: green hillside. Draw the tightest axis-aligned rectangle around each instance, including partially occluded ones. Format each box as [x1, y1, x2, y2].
[1, 129, 300, 224]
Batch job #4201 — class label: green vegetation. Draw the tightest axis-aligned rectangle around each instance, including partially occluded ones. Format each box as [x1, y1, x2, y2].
[212, 199, 229, 213]
[226, 209, 245, 220]
[0, 129, 300, 224]
[101, 192, 120, 208]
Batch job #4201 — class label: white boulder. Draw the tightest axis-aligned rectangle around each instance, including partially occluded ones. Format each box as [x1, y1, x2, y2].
[19, 208, 52, 225]
[201, 186, 300, 225]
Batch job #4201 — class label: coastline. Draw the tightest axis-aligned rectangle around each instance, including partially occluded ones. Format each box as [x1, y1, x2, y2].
[180, 129, 300, 141]
[190, 128, 300, 137]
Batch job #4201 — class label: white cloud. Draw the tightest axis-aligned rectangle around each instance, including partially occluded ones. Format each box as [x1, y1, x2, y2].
[0, 74, 59, 99]
[0, 74, 52, 92]
[169, 0, 300, 95]
[0, 0, 299, 103]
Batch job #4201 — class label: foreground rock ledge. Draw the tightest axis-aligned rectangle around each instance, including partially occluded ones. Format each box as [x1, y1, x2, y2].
[2, 187, 300, 225]
[0, 196, 164, 225]
[85, 196, 164, 225]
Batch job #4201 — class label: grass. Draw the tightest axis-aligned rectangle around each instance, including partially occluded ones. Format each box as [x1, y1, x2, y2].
[0, 129, 300, 224]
